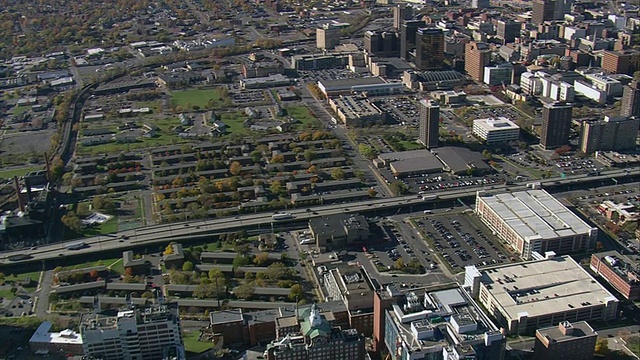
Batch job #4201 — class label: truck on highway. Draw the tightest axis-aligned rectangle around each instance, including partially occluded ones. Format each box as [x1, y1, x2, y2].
[422, 194, 438, 201]
[66, 241, 87, 250]
[272, 213, 294, 221]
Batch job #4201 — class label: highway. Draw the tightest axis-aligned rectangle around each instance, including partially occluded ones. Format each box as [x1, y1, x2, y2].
[1, 167, 636, 266]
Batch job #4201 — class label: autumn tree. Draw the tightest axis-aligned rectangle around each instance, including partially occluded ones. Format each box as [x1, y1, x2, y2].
[289, 284, 304, 301]
[61, 212, 82, 233]
[230, 161, 242, 176]
[234, 283, 255, 300]
[330, 168, 345, 180]
[182, 261, 194, 272]
[253, 252, 269, 266]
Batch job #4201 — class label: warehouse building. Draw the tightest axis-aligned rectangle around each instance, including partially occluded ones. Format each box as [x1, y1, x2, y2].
[378, 150, 443, 178]
[465, 255, 618, 335]
[474, 189, 598, 260]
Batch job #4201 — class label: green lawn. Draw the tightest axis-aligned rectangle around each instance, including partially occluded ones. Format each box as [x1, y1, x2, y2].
[83, 218, 118, 236]
[183, 330, 215, 354]
[221, 111, 250, 135]
[4, 271, 41, 283]
[285, 106, 320, 129]
[11, 105, 30, 116]
[398, 140, 422, 151]
[627, 336, 639, 355]
[172, 89, 224, 109]
[0, 165, 44, 180]
[109, 259, 125, 274]
[0, 289, 17, 300]
[55, 257, 121, 272]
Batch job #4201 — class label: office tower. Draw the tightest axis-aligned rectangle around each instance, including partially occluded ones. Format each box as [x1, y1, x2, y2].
[621, 80, 640, 117]
[472, 0, 491, 8]
[534, 321, 597, 360]
[602, 50, 640, 75]
[414, 28, 444, 70]
[80, 303, 185, 360]
[316, 24, 340, 50]
[554, 0, 574, 20]
[393, 4, 412, 30]
[264, 304, 366, 360]
[364, 30, 400, 57]
[580, 116, 639, 153]
[532, 0, 555, 25]
[540, 102, 572, 149]
[400, 20, 425, 61]
[419, 99, 440, 148]
[496, 20, 521, 44]
[465, 41, 491, 82]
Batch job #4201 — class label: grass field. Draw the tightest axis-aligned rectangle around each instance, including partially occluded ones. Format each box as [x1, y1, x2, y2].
[11, 105, 30, 116]
[108, 258, 125, 274]
[221, 111, 250, 135]
[172, 89, 224, 110]
[55, 257, 121, 272]
[4, 271, 41, 283]
[285, 106, 320, 129]
[83, 218, 118, 236]
[0, 165, 44, 180]
[397, 140, 422, 151]
[183, 330, 215, 354]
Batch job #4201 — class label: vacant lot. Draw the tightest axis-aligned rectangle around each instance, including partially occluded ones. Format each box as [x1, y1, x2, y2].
[171, 89, 225, 110]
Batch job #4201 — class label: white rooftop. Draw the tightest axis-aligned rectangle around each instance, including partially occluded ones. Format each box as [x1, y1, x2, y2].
[473, 117, 520, 131]
[29, 321, 83, 345]
[481, 256, 617, 320]
[479, 189, 594, 240]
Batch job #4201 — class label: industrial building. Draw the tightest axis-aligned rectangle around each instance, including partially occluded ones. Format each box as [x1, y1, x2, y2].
[432, 147, 491, 175]
[590, 251, 640, 300]
[533, 321, 598, 360]
[378, 150, 443, 177]
[472, 117, 520, 144]
[474, 189, 598, 260]
[308, 214, 370, 251]
[465, 255, 618, 335]
[379, 285, 506, 360]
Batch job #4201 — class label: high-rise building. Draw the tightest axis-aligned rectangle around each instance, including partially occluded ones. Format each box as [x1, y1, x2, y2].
[472, 0, 490, 9]
[364, 30, 400, 57]
[415, 28, 444, 70]
[264, 303, 366, 360]
[80, 303, 185, 360]
[580, 116, 639, 153]
[400, 20, 425, 61]
[316, 24, 341, 50]
[496, 20, 521, 44]
[465, 41, 491, 82]
[393, 4, 412, 30]
[621, 79, 640, 117]
[532, 0, 556, 25]
[419, 99, 440, 148]
[540, 102, 572, 149]
[602, 50, 640, 75]
[533, 321, 598, 360]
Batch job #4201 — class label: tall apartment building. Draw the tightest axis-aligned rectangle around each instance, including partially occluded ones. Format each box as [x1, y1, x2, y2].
[580, 116, 639, 154]
[602, 50, 640, 75]
[393, 4, 412, 30]
[533, 321, 598, 360]
[465, 41, 491, 82]
[496, 20, 521, 44]
[621, 80, 640, 117]
[400, 20, 425, 61]
[419, 99, 440, 148]
[532, 0, 556, 25]
[415, 28, 444, 70]
[264, 304, 366, 360]
[316, 24, 341, 50]
[540, 102, 572, 149]
[364, 30, 400, 57]
[80, 303, 185, 360]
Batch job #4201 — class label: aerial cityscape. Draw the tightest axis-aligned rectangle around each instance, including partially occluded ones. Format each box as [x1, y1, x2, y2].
[0, 0, 638, 359]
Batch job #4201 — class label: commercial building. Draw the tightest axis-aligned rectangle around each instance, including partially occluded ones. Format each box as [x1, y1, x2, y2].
[323, 264, 375, 335]
[540, 102, 572, 150]
[474, 189, 598, 259]
[483, 64, 513, 86]
[80, 303, 185, 360]
[574, 80, 607, 104]
[472, 117, 520, 144]
[532, 0, 555, 24]
[496, 20, 521, 44]
[601, 50, 640, 76]
[465, 42, 491, 83]
[533, 321, 598, 360]
[317, 77, 404, 98]
[418, 99, 440, 148]
[402, 70, 465, 91]
[308, 214, 369, 251]
[379, 150, 443, 177]
[471, 0, 490, 9]
[465, 255, 618, 335]
[415, 28, 445, 70]
[240, 74, 293, 89]
[621, 80, 640, 118]
[364, 31, 400, 57]
[590, 251, 640, 300]
[580, 116, 639, 154]
[401, 20, 425, 61]
[316, 24, 341, 50]
[30, 321, 84, 356]
[291, 53, 352, 71]
[380, 285, 506, 360]
[433, 146, 491, 175]
[328, 95, 385, 127]
[393, 4, 412, 30]
[264, 304, 366, 360]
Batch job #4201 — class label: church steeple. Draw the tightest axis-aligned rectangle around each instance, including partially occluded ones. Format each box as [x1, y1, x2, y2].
[309, 303, 322, 328]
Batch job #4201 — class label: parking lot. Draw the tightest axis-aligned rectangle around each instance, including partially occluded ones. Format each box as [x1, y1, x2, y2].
[414, 213, 510, 270]
[230, 90, 267, 104]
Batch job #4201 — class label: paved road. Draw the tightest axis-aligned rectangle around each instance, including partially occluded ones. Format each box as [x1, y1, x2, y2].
[34, 270, 53, 317]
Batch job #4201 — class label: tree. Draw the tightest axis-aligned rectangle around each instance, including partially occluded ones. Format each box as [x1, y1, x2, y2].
[61, 211, 83, 233]
[368, 188, 378, 197]
[234, 283, 255, 300]
[595, 338, 609, 355]
[230, 161, 242, 176]
[289, 284, 304, 301]
[330, 168, 345, 180]
[269, 180, 284, 196]
[303, 149, 317, 162]
[233, 255, 251, 268]
[164, 243, 176, 255]
[254, 252, 269, 266]
[358, 144, 378, 160]
[92, 195, 116, 214]
[271, 154, 285, 163]
[89, 270, 99, 279]
[394, 258, 405, 270]
[250, 150, 262, 163]
[182, 261, 194, 272]
[265, 262, 287, 280]
[389, 181, 409, 196]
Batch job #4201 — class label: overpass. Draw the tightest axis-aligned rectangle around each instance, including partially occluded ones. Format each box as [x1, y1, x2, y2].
[1, 167, 637, 267]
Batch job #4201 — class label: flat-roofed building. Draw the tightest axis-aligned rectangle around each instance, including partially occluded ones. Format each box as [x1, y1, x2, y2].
[466, 255, 618, 335]
[328, 95, 385, 127]
[434, 146, 491, 175]
[30, 321, 83, 355]
[384, 150, 443, 178]
[590, 251, 640, 300]
[318, 77, 404, 98]
[316, 24, 341, 50]
[309, 214, 369, 251]
[533, 321, 597, 360]
[472, 117, 520, 144]
[475, 189, 598, 259]
[580, 116, 639, 154]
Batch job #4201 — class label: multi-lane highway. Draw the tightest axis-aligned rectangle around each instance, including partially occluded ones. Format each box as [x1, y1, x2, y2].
[1, 168, 636, 266]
